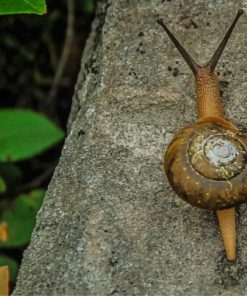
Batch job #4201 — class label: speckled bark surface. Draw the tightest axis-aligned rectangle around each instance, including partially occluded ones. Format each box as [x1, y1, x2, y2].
[13, 1, 247, 295]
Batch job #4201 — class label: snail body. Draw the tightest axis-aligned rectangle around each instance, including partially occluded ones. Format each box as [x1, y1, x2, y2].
[158, 10, 245, 260]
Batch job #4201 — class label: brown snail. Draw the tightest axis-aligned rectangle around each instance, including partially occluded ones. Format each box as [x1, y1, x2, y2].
[158, 9, 246, 261]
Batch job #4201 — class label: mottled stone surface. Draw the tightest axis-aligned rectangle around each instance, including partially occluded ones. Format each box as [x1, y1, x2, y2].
[13, 1, 247, 295]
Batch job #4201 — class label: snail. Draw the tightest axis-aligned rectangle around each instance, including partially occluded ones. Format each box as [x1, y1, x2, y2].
[157, 9, 246, 261]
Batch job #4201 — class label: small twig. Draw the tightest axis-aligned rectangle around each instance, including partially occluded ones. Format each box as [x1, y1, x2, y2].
[43, 31, 59, 71]
[17, 165, 56, 192]
[47, 0, 75, 114]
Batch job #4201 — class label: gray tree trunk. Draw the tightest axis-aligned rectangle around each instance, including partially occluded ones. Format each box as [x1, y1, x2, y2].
[13, 1, 247, 295]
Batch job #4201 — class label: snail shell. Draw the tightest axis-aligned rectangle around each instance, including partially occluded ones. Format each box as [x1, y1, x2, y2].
[164, 120, 247, 210]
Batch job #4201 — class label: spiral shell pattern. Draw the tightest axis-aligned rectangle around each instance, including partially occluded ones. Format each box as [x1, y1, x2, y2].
[164, 121, 247, 210]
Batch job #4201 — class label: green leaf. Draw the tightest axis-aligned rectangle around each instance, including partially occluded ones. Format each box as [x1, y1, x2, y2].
[0, 177, 6, 193]
[0, 0, 47, 15]
[0, 255, 18, 282]
[0, 189, 45, 247]
[0, 109, 64, 162]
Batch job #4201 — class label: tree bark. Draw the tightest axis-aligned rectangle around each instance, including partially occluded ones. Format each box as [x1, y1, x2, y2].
[13, 1, 247, 295]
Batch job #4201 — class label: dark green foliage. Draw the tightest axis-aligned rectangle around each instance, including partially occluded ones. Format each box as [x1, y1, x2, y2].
[0, 190, 45, 248]
[83, 0, 95, 14]
[0, 177, 6, 193]
[0, 0, 95, 290]
[0, 163, 22, 187]
[0, 255, 18, 282]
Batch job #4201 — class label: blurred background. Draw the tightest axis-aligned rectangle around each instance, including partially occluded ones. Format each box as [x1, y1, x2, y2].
[0, 0, 96, 290]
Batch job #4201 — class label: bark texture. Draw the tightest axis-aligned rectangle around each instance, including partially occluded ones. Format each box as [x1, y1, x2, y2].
[13, 1, 247, 295]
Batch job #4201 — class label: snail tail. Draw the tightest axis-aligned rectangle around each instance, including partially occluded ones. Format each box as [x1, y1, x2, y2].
[216, 207, 236, 261]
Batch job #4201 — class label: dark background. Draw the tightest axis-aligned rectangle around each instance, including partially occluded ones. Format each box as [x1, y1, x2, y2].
[0, 0, 95, 290]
